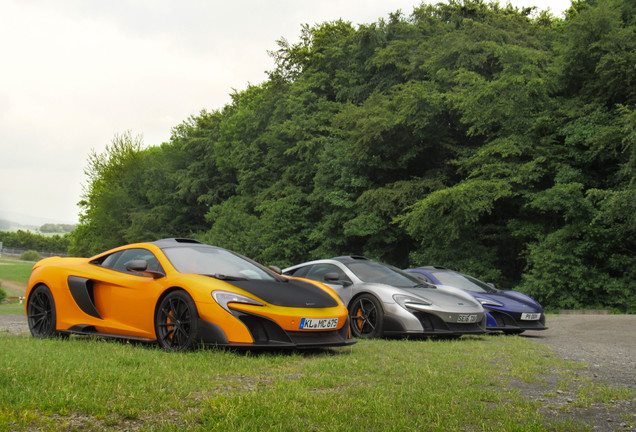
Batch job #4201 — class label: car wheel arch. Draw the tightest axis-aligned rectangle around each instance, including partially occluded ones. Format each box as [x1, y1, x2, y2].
[347, 292, 385, 339]
[154, 287, 203, 351]
[153, 286, 191, 323]
[153, 287, 231, 349]
[26, 282, 48, 304]
[26, 283, 61, 338]
[347, 292, 385, 312]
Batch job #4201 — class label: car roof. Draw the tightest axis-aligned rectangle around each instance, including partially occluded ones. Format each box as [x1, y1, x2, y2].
[150, 238, 211, 249]
[330, 255, 370, 264]
[414, 266, 450, 271]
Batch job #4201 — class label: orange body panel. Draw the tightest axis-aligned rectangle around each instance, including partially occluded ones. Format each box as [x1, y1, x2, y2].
[25, 242, 351, 346]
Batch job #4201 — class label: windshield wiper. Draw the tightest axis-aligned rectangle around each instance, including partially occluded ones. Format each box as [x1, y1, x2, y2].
[206, 273, 248, 281]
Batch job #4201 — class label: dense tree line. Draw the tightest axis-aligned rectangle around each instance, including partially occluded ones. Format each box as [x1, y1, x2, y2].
[39, 224, 76, 234]
[70, 0, 635, 312]
[0, 231, 71, 254]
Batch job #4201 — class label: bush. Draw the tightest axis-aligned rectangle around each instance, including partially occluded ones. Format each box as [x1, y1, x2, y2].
[0, 285, 6, 303]
[20, 250, 42, 262]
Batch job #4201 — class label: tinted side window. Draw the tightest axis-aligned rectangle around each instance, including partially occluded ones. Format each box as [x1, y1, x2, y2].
[92, 251, 123, 269]
[306, 264, 351, 284]
[92, 248, 163, 276]
[285, 266, 310, 278]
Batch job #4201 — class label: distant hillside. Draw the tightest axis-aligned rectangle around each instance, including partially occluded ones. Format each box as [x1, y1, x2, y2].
[0, 219, 39, 233]
[0, 209, 77, 228]
[0, 219, 75, 234]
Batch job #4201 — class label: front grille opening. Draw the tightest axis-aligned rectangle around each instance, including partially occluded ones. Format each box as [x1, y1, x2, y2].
[237, 313, 292, 344]
[412, 311, 485, 334]
[412, 311, 448, 332]
[490, 310, 517, 327]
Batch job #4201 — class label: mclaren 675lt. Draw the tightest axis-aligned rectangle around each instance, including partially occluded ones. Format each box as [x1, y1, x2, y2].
[25, 238, 356, 351]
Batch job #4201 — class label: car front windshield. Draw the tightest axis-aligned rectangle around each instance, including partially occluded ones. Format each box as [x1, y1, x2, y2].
[347, 261, 422, 288]
[162, 246, 277, 281]
[429, 270, 492, 293]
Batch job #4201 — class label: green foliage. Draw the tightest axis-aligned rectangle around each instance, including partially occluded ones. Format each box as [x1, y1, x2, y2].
[0, 230, 70, 254]
[0, 285, 6, 303]
[39, 223, 75, 233]
[72, 0, 636, 311]
[19, 250, 42, 262]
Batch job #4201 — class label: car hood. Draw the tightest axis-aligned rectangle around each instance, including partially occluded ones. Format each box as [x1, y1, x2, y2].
[400, 285, 484, 311]
[470, 290, 543, 312]
[223, 278, 339, 308]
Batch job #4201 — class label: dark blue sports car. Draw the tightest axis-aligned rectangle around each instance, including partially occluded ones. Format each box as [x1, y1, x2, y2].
[404, 267, 546, 334]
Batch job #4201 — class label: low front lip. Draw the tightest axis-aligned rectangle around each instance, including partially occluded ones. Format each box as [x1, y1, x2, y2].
[228, 303, 350, 332]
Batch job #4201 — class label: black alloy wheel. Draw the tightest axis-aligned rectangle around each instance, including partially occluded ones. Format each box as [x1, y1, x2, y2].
[155, 290, 200, 351]
[27, 285, 57, 338]
[349, 294, 384, 339]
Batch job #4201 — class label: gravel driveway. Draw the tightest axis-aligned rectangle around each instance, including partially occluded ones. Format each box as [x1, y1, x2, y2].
[524, 315, 636, 389]
[0, 313, 28, 334]
[2, 313, 634, 430]
[520, 315, 636, 431]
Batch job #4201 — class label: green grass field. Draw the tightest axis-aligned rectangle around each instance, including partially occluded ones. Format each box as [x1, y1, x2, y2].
[0, 257, 32, 298]
[0, 257, 35, 283]
[0, 304, 23, 315]
[1, 333, 631, 432]
[1, 258, 632, 431]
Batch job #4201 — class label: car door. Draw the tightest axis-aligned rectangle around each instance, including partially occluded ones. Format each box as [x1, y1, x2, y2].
[91, 248, 165, 338]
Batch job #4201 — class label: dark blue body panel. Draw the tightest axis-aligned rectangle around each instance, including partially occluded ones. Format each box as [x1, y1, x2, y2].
[405, 267, 547, 333]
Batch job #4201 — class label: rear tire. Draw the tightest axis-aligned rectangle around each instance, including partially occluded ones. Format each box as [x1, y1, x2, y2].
[155, 291, 200, 351]
[27, 285, 57, 338]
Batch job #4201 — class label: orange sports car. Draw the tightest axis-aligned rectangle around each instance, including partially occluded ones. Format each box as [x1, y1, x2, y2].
[25, 238, 355, 350]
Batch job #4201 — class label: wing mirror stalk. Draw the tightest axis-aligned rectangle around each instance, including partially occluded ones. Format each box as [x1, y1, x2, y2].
[268, 265, 282, 274]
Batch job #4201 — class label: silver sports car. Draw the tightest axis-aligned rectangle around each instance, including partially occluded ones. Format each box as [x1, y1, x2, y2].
[283, 256, 487, 339]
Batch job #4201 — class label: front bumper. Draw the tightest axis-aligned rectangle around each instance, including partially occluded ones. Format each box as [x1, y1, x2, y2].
[486, 309, 547, 331]
[198, 312, 357, 348]
[381, 302, 487, 337]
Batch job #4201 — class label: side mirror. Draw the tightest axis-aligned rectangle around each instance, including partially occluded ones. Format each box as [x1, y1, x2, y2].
[268, 265, 282, 275]
[487, 282, 496, 289]
[324, 272, 339, 282]
[126, 259, 148, 272]
[324, 273, 352, 286]
[126, 259, 165, 279]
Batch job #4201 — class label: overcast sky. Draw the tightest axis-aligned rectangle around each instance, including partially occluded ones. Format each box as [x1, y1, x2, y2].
[0, 0, 572, 226]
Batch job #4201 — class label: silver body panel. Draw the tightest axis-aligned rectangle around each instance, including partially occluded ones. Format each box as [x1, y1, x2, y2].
[283, 258, 487, 336]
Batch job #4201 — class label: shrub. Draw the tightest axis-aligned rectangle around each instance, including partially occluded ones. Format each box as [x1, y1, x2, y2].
[0, 285, 6, 303]
[20, 250, 42, 262]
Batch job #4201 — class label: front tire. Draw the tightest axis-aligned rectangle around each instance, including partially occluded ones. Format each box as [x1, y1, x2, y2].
[349, 294, 384, 339]
[155, 290, 200, 351]
[27, 284, 57, 338]
[504, 329, 525, 335]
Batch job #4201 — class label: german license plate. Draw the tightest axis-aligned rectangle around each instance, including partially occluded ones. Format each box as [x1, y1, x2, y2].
[457, 314, 477, 323]
[299, 317, 338, 330]
[521, 313, 541, 321]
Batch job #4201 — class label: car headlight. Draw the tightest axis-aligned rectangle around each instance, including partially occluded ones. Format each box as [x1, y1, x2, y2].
[393, 294, 432, 310]
[475, 297, 504, 307]
[212, 290, 264, 313]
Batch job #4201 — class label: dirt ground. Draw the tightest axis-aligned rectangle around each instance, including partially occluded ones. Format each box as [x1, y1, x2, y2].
[518, 315, 636, 431]
[1, 313, 634, 431]
[0, 278, 26, 296]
